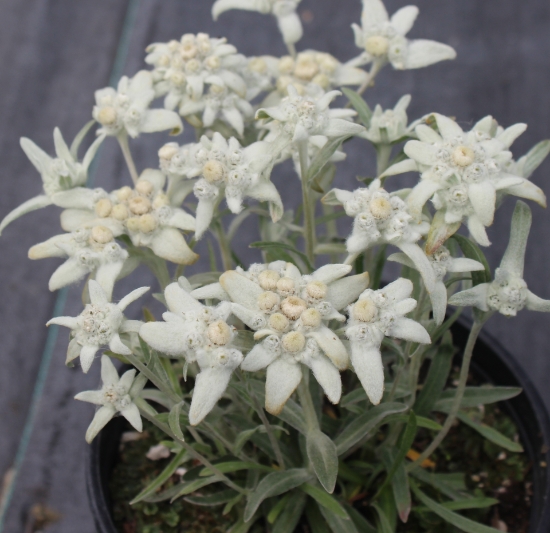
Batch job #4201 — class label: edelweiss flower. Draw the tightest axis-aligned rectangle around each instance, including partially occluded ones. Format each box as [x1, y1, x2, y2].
[162, 133, 282, 239]
[0, 125, 104, 235]
[449, 201, 550, 317]
[53, 170, 198, 265]
[350, 0, 456, 70]
[266, 51, 367, 103]
[386, 114, 535, 247]
[47, 280, 148, 373]
[28, 225, 128, 298]
[389, 246, 484, 324]
[213, 0, 304, 45]
[139, 279, 243, 425]
[256, 85, 365, 144]
[93, 70, 183, 138]
[346, 278, 430, 404]
[362, 95, 414, 144]
[75, 355, 146, 442]
[194, 263, 369, 414]
[146, 33, 246, 103]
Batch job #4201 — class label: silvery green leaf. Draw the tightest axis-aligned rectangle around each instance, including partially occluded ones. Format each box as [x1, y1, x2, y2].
[306, 430, 339, 493]
[500, 200, 531, 278]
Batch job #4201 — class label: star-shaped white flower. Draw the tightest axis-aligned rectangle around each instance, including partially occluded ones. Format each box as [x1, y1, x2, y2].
[350, 0, 456, 71]
[212, 0, 304, 45]
[362, 95, 414, 144]
[139, 279, 243, 425]
[389, 246, 484, 325]
[0, 125, 104, 235]
[385, 114, 539, 247]
[75, 355, 146, 443]
[162, 133, 282, 240]
[449, 201, 550, 317]
[47, 280, 149, 373]
[28, 225, 128, 298]
[93, 70, 183, 139]
[346, 278, 431, 405]
[53, 170, 198, 265]
[195, 263, 369, 415]
[256, 85, 365, 145]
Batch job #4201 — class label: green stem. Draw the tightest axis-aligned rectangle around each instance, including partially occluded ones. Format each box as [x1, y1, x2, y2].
[406, 319, 486, 472]
[215, 220, 233, 271]
[135, 398, 247, 495]
[297, 372, 319, 432]
[356, 60, 384, 96]
[117, 132, 139, 184]
[376, 144, 392, 176]
[298, 141, 315, 268]
[286, 42, 297, 59]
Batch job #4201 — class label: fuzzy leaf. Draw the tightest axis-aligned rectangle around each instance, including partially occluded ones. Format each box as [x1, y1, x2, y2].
[168, 402, 185, 441]
[244, 469, 311, 522]
[318, 503, 358, 533]
[451, 235, 491, 285]
[343, 504, 377, 533]
[341, 87, 372, 127]
[381, 449, 411, 523]
[307, 430, 339, 493]
[199, 461, 272, 477]
[522, 140, 550, 178]
[305, 500, 331, 533]
[433, 386, 522, 412]
[300, 483, 347, 518]
[184, 489, 238, 507]
[456, 412, 523, 452]
[308, 136, 350, 184]
[273, 491, 307, 533]
[250, 241, 313, 272]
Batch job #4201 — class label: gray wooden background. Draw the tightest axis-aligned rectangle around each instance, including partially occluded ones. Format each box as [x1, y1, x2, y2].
[0, 0, 549, 530]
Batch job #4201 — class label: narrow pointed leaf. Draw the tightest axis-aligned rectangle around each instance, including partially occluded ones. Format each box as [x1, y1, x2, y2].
[341, 88, 372, 127]
[416, 497, 498, 512]
[305, 500, 331, 533]
[433, 386, 522, 412]
[249, 241, 313, 272]
[184, 489, 238, 507]
[343, 504, 377, 533]
[199, 461, 272, 477]
[372, 503, 393, 533]
[307, 430, 339, 493]
[308, 136, 351, 183]
[168, 402, 185, 441]
[381, 449, 411, 523]
[273, 491, 307, 533]
[244, 469, 311, 522]
[451, 235, 491, 285]
[300, 483, 347, 518]
[455, 412, 523, 452]
[523, 140, 550, 178]
[318, 503, 358, 533]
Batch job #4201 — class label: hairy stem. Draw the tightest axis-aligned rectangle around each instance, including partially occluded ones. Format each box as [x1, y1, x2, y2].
[215, 220, 233, 271]
[376, 143, 392, 176]
[286, 42, 297, 58]
[117, 132, 139, 184]
[135, 398, 247, 495]
[357, 60, 384, 96]
[406, 319, 486, 471]
[298, 141, 315, 268]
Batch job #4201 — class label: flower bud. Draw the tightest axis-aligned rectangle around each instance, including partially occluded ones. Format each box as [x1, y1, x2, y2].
[258, 291, 280, 312]
[129, 196, 151, 215]
[202, 160, 225, 183]
[306, 281, 327, 300]
[282, 331, 306, 353]
[300, 308, 321, 328]
[452, 146, 475, 167]
[111, 204, 129, 221]
[281, 296, 307, 320]
[95, 198, 112, 218]
[97, 106, 117, 126]
[116, 186, 133, 201]
[90, 226, 113, 244]
[126, 217, 140, 232]
[258, 270, 280, 291]
[135, 180, 154, 196]
[353, 299, 377, 322]
[269, 313, 289, 332]
[138, 214, 158, 233]
[276, 277, 295, 295]
[207, 320, 232, 346]
[365, 36, 390, 57]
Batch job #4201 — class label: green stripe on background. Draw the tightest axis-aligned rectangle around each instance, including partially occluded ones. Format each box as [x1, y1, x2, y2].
[0, 0, 141, 528]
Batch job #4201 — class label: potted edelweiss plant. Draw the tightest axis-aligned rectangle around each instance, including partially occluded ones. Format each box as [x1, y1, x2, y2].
[3, 0, 550, 531]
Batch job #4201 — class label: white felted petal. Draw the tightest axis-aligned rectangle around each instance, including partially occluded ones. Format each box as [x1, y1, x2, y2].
[497, 123, 527, 149]
[74, 390, 105, 405]
[20, 137, 51, 175]
[503, 180, 547, 208]
[415, 124, 442, 144]
[168, 209, 195, 232]
[151, 227, 199, 265]
[82, 133, 106, 172]
[492, 175, 524, 191]
[117, 286, 149, 311]
[361, 0, 389, 27]
[404, 140, 438, 166]
[241, 342, 279, 372]
[404, 40, 457, 70]
[120, 319, 142, 333]
[480, 139, 506, 158]
[230, 303, 266, 330]
[28, 234, 71, 259]
[81, 344, 100, 373]
[189, 367, 233, 425]
[0, 195, 52, 235]
[303, 353, 342, 405]
[109, 334, 131, 356]
[473, 116, 494, 134]
[398, 242, 437, 293]
[312, 264, 352, 284]
[191, 283, 229, 301]
[52, 188, 97, 209]
[212, 0, 261, 19]
[59, 209, 97, 232]
[84, 405, 116, 443]
[434, 113, 464, 140]
[406, 180, 443, 218]
[101, 356, 119, 385]
[467, 215, 491, 247]
[447, 258, 485, 273]
[325, 272, 370, 311]
[526, 291, 550, 313]
[499, 200, 531, 278]
[265, 359, 302, 415]
[66, 338, 81, 364]
[195, 198, 216, 240]
[222, 107, 245, 136]
[220, 270, 264, 310]
[140, 168, 166, 191]
[387, 252, 415, 268]
[120, 403, 143, 432]
[276, 11, 303, 45]
[392, 297, 417, 316]
[95, 262, 125, 301]
[346, 231, 374, 255]
[247, 180, 284, 222]
[468, 181, 496, 226]
[351, 25, 366, 49]
[390, 5, 419, 35]
[323, 118, 365, 139]
[89, 280, 109, 306]
[53, 127, 72, 161]
[307, 326, 349, 370]
[164, 282, 203, 314]
[46, 315, 78, 329]
[381, 278, 413, 302]
[118, 369, 137, 394]
[139, 320, 188, 357]
[430, 282, 448, 326]
[448, 283, 489, 311]
[388, 317, 431, 344]
[48, 259, 91, 291]
[380, 158, 418, 178]
[350, 341, 384, 405]
[141, 109, 183, 135]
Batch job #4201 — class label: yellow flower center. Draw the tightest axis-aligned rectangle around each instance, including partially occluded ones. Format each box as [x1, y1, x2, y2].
[202, 160, 225, 183]
[281, 296, 307, 320]
[258, 270, 281, 291]
[91, 225, 113, 244]
[306, 281, 327, 300]
[370, 197, 393, 219]
[97, 106, 117, 126]
[269, 313, 289, 332]
[365, 36, 390, 57]
[128, 196, 151, 215]
[301, 308, 321, 328]
[282, 331, 306, 353]
[258, 291, 281, 312]
[353, 299, 377, 322]
[452, 145, 475, 167]
[95, 198, 112, 218]
[207, 320, 232, 346]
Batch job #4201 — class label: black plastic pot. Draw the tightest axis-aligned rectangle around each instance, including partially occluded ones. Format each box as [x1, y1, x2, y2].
[87, 321, 550, 532]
